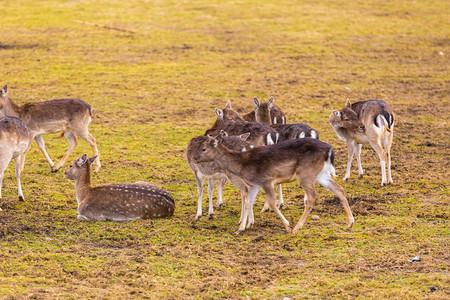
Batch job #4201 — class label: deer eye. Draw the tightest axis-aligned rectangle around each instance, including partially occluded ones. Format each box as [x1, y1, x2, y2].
[202, 148, 206, 152]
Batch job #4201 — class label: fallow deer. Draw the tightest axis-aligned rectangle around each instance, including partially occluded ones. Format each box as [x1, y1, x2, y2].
[204, 106, 278, 147]
[0, 84, 101, 173]
[0, 117, 32, 206]
[193, 136, 355, 234]
[330, 99, 394, 186]
[242, 97, 287, 124]
[64, 154, 175, 221]
[187, 132, 254, 222]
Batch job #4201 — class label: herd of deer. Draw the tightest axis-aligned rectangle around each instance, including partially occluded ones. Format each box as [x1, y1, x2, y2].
[0, 84, 395, 234]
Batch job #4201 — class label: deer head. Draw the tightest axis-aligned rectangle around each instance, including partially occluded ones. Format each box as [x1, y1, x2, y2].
[329, 99, 365, 133]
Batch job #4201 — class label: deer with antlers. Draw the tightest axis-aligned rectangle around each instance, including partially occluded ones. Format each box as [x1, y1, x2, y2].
[329, 99, 395, 186]
[0, 84, 100, 173]
[193, 135, 354, 234]
[0, 117, 33, 206]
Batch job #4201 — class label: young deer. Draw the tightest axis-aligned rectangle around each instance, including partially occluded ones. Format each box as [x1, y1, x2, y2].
[0, 117, 33, 205]
[0, 84, 100, 173]
[242, 97, 287, 124]
[193, 136, 354, 234]
[64, 154, 175, 221]
[187, 132, 254, 222]
[330, 99, 394, 186]
[205, 106, 278, 147]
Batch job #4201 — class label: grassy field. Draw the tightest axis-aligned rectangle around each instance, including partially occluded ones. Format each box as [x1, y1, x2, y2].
[0, 0, 449, 298]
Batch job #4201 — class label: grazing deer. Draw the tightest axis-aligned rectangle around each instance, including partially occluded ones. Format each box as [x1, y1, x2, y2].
[187, 132, 254, 222]
[242, 97, 287, 124]
[0, 117, 32, 205]
[205, 106, 278, 147]
[271, 123, 319, 141]
[0, 84, 101, 173]
[330, 99, 395, 186]
[193, 136, 355, 234]
[64, 154, 175, 221]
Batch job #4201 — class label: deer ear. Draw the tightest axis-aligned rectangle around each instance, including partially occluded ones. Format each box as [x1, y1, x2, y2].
[239, 132, 251, 141]
[267, 96, 274, 109]
[346, 98, 352, 108]
[219, 130, 228, 137]
[333, 111, 341, 118]
[1, 84, 7, 95]
[225, 100, 232, 109]
[215, 108, 223, 120]
[253, 98, 259, 110]
[77, 154, 88, 167]
[88, 155, 99, 165]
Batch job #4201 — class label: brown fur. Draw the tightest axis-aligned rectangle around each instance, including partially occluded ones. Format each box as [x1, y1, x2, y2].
[242, 97, 286, 124]
[64, 154, 174, 221]
[0, 84, 100, 172]
[193, 136, 354, 234]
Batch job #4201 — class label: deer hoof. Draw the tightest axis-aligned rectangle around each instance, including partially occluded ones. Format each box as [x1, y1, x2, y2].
[193, 215, 201, 222]
[233, 230, 243, 235]
[50, 167, 59, 173]
[18, 196, 24, 202]
[208, 214, 214, 220]
[358, 174, 364, 179]
[215, 203, 223, 210]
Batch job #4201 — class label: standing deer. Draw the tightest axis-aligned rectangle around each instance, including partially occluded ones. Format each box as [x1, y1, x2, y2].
[242, 97, 287, 124]
[0, 84, 100, 173]
[205, 106, 278, 147]
[64, 154, 175, 221]
[193, 136, 355, 234]
[330, 99, 394, 186]
[0, 117, 32, 206]
[187, 132, 254, 222]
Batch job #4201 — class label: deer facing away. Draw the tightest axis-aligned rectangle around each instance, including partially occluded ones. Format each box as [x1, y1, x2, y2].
[0, 84, 101, 173]
[193, 135, 355, 234]
[330, 99, 394, 186]
[0, 117, 33, 206]
[64, 154, 175, 221]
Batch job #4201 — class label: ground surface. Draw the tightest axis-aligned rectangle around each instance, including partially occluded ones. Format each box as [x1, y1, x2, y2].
[0, 0, 448, 299]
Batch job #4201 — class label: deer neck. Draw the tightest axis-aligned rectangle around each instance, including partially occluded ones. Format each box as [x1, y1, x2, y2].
[74, 167, 92, 204]
[1, 96, 21, 118]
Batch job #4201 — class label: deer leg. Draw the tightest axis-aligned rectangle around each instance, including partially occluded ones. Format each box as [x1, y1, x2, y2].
[235, 186, 259, 234]
[277, 184, 284, 209]
[355, 143, 364, 179]
[293, 180, 316, 234]
[0, 157, 9, 202]
[78, 132, 100, 173]
[194, 173, 205, 221]
[369, 139, 387, 186]
[53, 131, 78, 172]
[385, 128, 394, 184]
[215, 178, 226, 210]
[34, 135, 55, 171]
[14, 154, 27, 201]
[264, 185, 291, 233]
[207, 179, 215, 219]
[343, 141, 356, 180]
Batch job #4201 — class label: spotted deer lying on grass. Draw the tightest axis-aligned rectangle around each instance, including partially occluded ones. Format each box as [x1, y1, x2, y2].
[187, 132, 254, 222]
[0, 117, 33, 206]
[330, 99, 395, 186]
[193, 135, 355, 234]
[64, 154, 175, 221]
[242, 97, 287, 124]
[0, 84, 101, 173]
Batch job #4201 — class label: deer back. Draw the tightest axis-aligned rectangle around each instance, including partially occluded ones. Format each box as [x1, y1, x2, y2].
[271, 123, 319, 141]
[17, 99, 92, 134]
